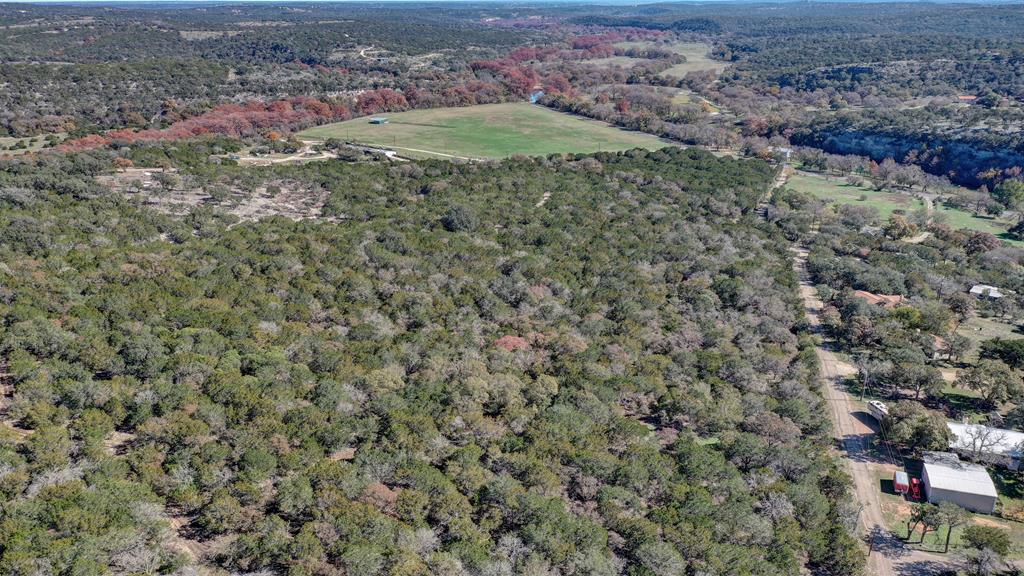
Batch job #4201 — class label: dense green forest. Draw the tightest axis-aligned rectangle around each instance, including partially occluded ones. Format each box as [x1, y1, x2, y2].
[0, 3, 535, 136]
[4, 1, 1024, 193]
[0, 145, 862, 575]
[6, 2, 1024, 573]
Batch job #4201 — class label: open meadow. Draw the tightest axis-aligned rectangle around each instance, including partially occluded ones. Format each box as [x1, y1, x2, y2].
[0, 134, 60, 155]
[655, 42, 729, 77]
[786, 172, 926, 217]
[789, 171, 1024, 244]
[955, 315, 1024, 362]
[613, 41, 729, 77]
[933, 203, 1021, 242]
[298, 103, 673, 159]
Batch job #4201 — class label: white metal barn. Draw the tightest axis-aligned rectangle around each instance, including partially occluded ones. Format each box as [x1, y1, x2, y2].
[921, 451, 998, 513]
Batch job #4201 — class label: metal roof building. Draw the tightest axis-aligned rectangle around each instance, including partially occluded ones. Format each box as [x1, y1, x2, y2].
[969, 284, 1005, 299]
[921, 451, 998, 513]
[948, 421, 1024, 470]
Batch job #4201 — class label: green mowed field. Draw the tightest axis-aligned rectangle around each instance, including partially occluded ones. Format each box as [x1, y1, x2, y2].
[956, 315, 1023, 362]
[786, 172, 925, 217]
[934, 203, 1020, 242]
[789, 171, 1023, 244]
[298, 103, 672, 159]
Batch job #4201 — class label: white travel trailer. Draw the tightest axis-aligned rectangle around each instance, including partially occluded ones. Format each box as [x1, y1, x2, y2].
[867, 400, 888, 423]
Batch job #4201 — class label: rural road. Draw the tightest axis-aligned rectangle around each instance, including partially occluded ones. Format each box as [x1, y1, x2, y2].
[791, 246, 952, 575]
[382, 144, 477, 161]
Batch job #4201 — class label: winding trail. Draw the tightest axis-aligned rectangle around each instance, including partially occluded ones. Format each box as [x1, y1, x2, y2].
[235, 143, 338, 165]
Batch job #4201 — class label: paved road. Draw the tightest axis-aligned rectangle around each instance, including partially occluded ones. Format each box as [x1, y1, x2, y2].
[791, 246, 952, 576]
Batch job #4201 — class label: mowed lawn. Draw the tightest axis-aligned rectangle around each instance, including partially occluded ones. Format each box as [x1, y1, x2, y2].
[934, 203, 1021, 243]
[955, 315, 1024, 362]
[786, 172, 925, 218]
[298, 103, 671, 159]
[612, 41, 729, 77]
[789, 171, 1024, 245]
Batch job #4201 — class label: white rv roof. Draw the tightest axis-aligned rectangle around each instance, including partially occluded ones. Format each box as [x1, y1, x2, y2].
[923, 451, 998, 498]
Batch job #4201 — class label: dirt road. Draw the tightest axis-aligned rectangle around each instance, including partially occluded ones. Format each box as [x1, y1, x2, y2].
[791, 246, 952, 575]
[235, 143, 338, 165]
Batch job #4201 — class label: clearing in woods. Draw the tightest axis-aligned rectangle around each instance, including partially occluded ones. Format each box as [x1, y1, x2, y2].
[789, 170, 1024, 244]
[297, 102, 672, 159]
[630, 42, 730, 77]
[613, 41, 730, 77]
[0, 134, 62, 156]
[955, 315, 1023, 363]
[786, 171, 926, 218]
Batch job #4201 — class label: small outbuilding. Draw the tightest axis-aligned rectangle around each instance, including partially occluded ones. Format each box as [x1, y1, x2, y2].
[970, 284, 1005, 299]
[921, 451, 998, 513]
[369, 117, 390, 125]
[894, 471, 910, 495]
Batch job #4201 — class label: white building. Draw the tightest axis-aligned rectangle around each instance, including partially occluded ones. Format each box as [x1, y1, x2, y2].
[948, 421, 1024, 470]
[921, 451, 998, 513]
[970, 284, 1005, 299]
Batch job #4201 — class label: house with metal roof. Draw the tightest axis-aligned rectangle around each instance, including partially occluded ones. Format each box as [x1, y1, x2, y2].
[948, 421, 1024, 470]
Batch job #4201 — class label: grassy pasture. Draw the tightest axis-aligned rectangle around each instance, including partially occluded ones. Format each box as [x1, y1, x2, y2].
[786, 172, 925, 218]
[612, 41, 729, 77]
[660, 42, 729, 77]
[0, 134, 59, 156]
[789, 170, 1023, 244]
[590, 84, 714, 110]
[955, 316, 1023, 362]
[298, 103, 672, 159]
[934, 203, 1020, 241]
